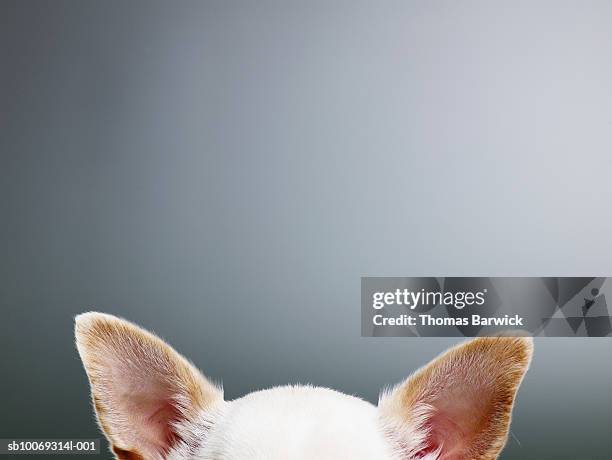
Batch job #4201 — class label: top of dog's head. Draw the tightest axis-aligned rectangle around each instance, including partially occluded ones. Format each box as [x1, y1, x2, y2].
[75, 312, 532, 460]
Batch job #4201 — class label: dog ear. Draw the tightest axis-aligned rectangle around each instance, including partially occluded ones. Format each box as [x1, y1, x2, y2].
[75, 312, 223, 460]
[378, 336, 532, 460]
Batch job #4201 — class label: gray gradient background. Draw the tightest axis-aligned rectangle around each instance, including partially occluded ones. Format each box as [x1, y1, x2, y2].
[1, 1, 611, 459]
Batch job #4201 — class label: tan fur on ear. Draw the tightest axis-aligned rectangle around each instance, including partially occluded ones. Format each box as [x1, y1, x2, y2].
[379, 336, 533, 460]
[75, 312, 222, 460]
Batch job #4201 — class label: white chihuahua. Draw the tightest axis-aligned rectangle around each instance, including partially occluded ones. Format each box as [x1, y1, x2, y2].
[75, 312, 532, 460]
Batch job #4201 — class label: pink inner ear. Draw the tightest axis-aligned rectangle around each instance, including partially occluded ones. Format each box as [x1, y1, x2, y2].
[414, 411, 469, 460]
[409, 382, 494, 460]
[145, 400, 186, 451]
[108, 363, 189, 458]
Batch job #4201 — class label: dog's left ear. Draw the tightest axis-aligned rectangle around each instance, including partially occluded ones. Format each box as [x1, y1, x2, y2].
[378, 336, 532, 460]
[75, 312, 223, 460]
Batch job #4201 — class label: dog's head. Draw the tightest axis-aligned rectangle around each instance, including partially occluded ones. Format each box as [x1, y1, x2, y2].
[75, 312, 532, 460]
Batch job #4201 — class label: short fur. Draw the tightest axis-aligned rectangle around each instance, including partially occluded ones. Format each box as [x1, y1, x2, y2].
[75, 312, 532, 460]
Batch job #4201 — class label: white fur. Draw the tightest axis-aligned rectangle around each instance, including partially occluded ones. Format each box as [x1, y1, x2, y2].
[168, 386, 415, 460]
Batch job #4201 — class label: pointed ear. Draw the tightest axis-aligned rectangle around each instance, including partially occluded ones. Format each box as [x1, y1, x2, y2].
[75, 312, 223, 460]
[378, 336, 532, 460]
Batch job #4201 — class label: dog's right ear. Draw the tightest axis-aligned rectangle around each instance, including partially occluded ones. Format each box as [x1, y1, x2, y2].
[378, 336, 532, 460]
[75, 312, 223, 460]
